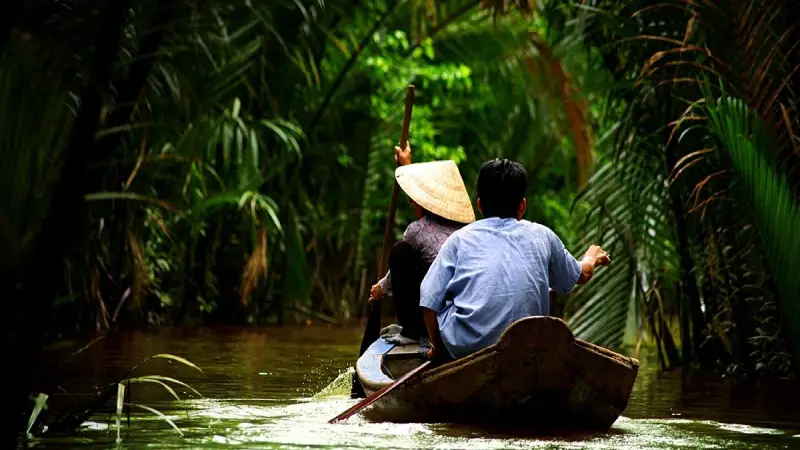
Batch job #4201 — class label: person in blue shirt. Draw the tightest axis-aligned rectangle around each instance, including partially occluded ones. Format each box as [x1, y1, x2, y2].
[419, 158, 610, 360]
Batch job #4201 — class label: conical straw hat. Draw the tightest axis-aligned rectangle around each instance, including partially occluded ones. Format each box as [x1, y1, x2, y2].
[395, 160, 475, 224]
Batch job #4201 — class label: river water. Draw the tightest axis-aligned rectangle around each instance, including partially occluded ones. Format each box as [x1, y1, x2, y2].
[32, 326, 800, 449]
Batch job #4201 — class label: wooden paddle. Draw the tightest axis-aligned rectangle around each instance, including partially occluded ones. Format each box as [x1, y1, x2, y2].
[351, 85, 416, 398]
[330, 360, 431, 423]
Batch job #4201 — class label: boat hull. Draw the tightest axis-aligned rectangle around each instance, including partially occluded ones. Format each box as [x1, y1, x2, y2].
[356, 316, 639, 430]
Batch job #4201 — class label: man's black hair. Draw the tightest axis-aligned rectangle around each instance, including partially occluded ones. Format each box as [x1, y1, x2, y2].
[476, 158, 527, 218]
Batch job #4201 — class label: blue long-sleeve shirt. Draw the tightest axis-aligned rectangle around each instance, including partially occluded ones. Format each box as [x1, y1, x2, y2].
[419, 217, 582, 359]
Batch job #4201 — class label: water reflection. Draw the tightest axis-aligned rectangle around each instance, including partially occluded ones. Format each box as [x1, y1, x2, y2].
[32, 326, 800, 449]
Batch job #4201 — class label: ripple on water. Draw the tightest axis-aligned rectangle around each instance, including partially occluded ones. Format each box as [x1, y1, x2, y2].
[55, 397, 796, 449]
[29, 326, 800, 449]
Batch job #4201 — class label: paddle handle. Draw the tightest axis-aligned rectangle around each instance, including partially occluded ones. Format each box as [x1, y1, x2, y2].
[330, 360, 431, 424]
[399, 86, 415, 153]
[377, 85, 415, 279]
[355, 85, 415, 367]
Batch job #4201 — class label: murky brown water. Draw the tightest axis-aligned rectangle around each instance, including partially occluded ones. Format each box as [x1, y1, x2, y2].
[31, 326, 800, 449]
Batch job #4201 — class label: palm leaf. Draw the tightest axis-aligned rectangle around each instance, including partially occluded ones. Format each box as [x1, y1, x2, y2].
[700, 89, 800, 358]
[566, 128, 680, 350]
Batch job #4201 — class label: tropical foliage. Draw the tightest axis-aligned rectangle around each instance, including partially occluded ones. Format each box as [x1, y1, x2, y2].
[3, 0, 588, 333]
[562, 0, 800, 378]
[2, 1, 587, 443]
[4, 0, 800, 442]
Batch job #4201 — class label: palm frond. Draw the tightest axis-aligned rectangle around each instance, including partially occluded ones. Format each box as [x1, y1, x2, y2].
[701, 89, 800, 361]
[567, 147, 680, 352]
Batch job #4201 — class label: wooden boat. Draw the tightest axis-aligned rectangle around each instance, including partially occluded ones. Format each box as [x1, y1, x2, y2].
[355, 316, 639, 430]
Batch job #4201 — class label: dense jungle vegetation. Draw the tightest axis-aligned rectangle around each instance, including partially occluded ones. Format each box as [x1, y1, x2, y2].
[4, 0, 800, 442]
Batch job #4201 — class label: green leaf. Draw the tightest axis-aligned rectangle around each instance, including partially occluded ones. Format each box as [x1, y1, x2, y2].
[126, 403, 184, 437]
[125, 374, 204, 398]
[700, 87, 800, 358]
[143, 353, 204, 373]
[282, 209, 310, 307]
[124, 377, 182, 401]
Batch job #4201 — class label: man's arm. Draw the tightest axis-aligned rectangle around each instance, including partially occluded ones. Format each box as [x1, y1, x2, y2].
[419, 236, 458, 359]
[422, 309, 441, 359]
[548, 229, 610, 295]
[575, 244, 610, 285]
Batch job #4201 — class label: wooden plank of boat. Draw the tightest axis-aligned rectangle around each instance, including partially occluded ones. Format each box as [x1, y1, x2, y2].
[355, 316, 639, 430]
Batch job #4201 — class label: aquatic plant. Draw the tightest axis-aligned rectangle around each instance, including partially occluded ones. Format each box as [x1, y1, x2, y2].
[114, 354, 204, 442]
[26, 352, 203, 444]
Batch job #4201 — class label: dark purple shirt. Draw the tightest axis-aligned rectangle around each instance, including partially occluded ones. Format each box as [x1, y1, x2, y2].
[378, 215, 461, 296]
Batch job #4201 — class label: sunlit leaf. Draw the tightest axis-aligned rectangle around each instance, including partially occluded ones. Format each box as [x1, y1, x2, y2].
[143, 353, 204, 373]
[126, 403, 184, 437]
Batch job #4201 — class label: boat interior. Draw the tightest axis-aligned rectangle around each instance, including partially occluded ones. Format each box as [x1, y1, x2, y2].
[381, 343, 426, 379]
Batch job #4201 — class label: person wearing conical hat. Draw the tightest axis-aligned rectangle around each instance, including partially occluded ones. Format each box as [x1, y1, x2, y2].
[369, 144, 475, 342]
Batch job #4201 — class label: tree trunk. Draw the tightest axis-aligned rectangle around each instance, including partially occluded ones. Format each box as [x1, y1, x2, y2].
[92, 0, 178, 328]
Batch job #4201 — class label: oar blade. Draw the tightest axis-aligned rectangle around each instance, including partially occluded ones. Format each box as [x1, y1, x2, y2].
[329, 360, 431, 424]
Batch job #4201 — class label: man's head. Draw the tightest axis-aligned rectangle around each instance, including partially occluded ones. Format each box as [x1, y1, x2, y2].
[476, 158, 527, 219]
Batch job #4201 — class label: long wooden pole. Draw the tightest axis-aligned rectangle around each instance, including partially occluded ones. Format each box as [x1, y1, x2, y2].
[378, 85, 415, 280]
[351, 85, 415, 397]
[330, 360, 430, 424]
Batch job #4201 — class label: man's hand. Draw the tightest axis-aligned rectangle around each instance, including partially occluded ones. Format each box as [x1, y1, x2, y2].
[395, 144, 411, 166]
[426, 345, 436, 360]
[368, 283, 383, 303]
[584, 244, 610, 267]
[576, 245, 610, 284]
[423, 308, 442, 361]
